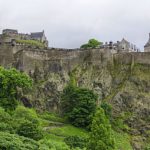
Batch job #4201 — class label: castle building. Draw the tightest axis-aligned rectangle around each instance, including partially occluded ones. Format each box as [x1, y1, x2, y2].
[103, 38, 139, 52]
[117, 38, 138, 52]
[31, 31, 46, 42]
[144, 33, 150, 52]
[2, 29, 18, 35]
[0, 29, 48, 47]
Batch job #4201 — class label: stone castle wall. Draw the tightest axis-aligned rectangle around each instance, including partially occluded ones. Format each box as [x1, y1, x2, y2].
[0, 43, 150, 73]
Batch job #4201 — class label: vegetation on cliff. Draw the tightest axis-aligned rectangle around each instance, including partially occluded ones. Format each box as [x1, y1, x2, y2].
[61, 84, 97, 128]
[80, 39, 102, 49]
[16, 39, 45, 48]
[0, 66, 149, 150]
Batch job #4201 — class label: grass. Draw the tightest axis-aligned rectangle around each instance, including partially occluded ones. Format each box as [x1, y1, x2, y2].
[38, 112, 66, 123]
[113, 131, 132, 150]
[47, 124, 89, 138]
[16, 39, 45, 48]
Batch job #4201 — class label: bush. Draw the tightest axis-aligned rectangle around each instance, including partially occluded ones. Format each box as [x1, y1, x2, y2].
[64, 136, 87, 149]
[39, 139, 70, 150]
[0, 67, 32, 111]
[17, 120, 43, 140]
[145, 146, 150, 150]
[61, 85, 97, 128]
[0, 107, 14, 133]
[0, 131, 39, 150]
[101, 102, 112, 119]
[87, 107, 115, 150]
[13, 106, 39, 123]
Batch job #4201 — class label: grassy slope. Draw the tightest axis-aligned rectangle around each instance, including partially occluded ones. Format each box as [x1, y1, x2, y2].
[39, 112, 133, 150]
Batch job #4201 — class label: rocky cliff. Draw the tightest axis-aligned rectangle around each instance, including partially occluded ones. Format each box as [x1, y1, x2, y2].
[0, 45, 150, 149]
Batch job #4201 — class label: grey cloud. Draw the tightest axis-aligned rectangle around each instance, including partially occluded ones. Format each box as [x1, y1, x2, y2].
[0, 0, 150, 49]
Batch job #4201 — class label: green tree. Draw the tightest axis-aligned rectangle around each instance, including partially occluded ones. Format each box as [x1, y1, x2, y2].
[87, 107, 115, 150]
[80, 39, 102, 49]
[61, 84, 98, 128]
[0, 67, 32, 111]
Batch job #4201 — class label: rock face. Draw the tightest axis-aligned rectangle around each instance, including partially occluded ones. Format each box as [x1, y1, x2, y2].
[0, 44, 150, 149]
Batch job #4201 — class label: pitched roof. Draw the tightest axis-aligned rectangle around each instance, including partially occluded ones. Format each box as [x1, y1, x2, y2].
[121, 38, 130, 44]
[30, 32, 44, 39]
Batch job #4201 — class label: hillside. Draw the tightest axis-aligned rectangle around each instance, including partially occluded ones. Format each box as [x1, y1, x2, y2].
[0, 44, 150, 149]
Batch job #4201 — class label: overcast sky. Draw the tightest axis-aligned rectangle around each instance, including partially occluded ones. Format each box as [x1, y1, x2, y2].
[0, 0, 150, 50]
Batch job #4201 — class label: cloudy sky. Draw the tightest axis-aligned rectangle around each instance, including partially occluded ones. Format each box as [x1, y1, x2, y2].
[0, 0, 150, 50]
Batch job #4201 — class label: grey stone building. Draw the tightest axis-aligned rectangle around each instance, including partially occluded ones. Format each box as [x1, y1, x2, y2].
[117, 38, 138, 52]
[103, 38, 139, 52]
[144, 33, 150, 52]
[0, 29, 48, 47]
[2, 29, 18, 35]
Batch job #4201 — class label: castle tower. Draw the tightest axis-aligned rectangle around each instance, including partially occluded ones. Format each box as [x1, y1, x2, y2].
[144, 33, 150, 52]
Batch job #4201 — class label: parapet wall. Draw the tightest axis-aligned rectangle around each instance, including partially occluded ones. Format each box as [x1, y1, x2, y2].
[113, 52, 150, 65]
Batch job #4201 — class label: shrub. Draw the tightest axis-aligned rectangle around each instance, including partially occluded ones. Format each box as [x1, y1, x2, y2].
[101, 102, 112, 119]
[0, 67, 32, 111]
[13, 106, 39, 123]
[17, 120, 43, 140]
[0, 107, 14, 133]
[61, 85, 97, 128]
[64, 136, 87, 149]
[39, 139, 70, 150]
[87, 107, 115, 150]
[145, 145, 150, 150]
[0, 131, 39, 150]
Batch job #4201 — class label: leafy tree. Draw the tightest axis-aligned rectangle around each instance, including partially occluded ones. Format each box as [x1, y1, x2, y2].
[61, 84, 97, 128]
[87, 107, 115, 150]
[0, 67, 32, 111]
[80, 39, 102, 49]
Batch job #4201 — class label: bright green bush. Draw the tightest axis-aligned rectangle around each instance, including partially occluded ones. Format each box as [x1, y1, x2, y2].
[0, 131, 39, 150]
[0, 107, 14, 133]
[39, 139, 70, 150]
[61, 85, 97, 128]
[64, 136, 87, 149]
[13, 106, 39, 123]
[0, 67, 32, 111]
[17, 120, 43, 140]
[87, 107, 115, 150]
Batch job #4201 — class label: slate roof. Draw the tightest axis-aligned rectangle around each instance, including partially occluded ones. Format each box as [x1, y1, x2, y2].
[3, 29, 18, 33]
[30, 32, 44, 39]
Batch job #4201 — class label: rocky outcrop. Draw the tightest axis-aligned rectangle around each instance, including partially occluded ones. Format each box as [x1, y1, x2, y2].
[0, 44, 150, 149]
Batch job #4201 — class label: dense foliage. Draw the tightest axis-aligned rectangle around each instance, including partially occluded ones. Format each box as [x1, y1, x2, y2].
[101, 102, 112, 119]
[80, 39, 102, 49]
[88, 107, 115, 150]
[61, 84, 98, 128]
[0, 67, 32, 111]
[0, 132, 39, 150]
[64, 136, 87, 149]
